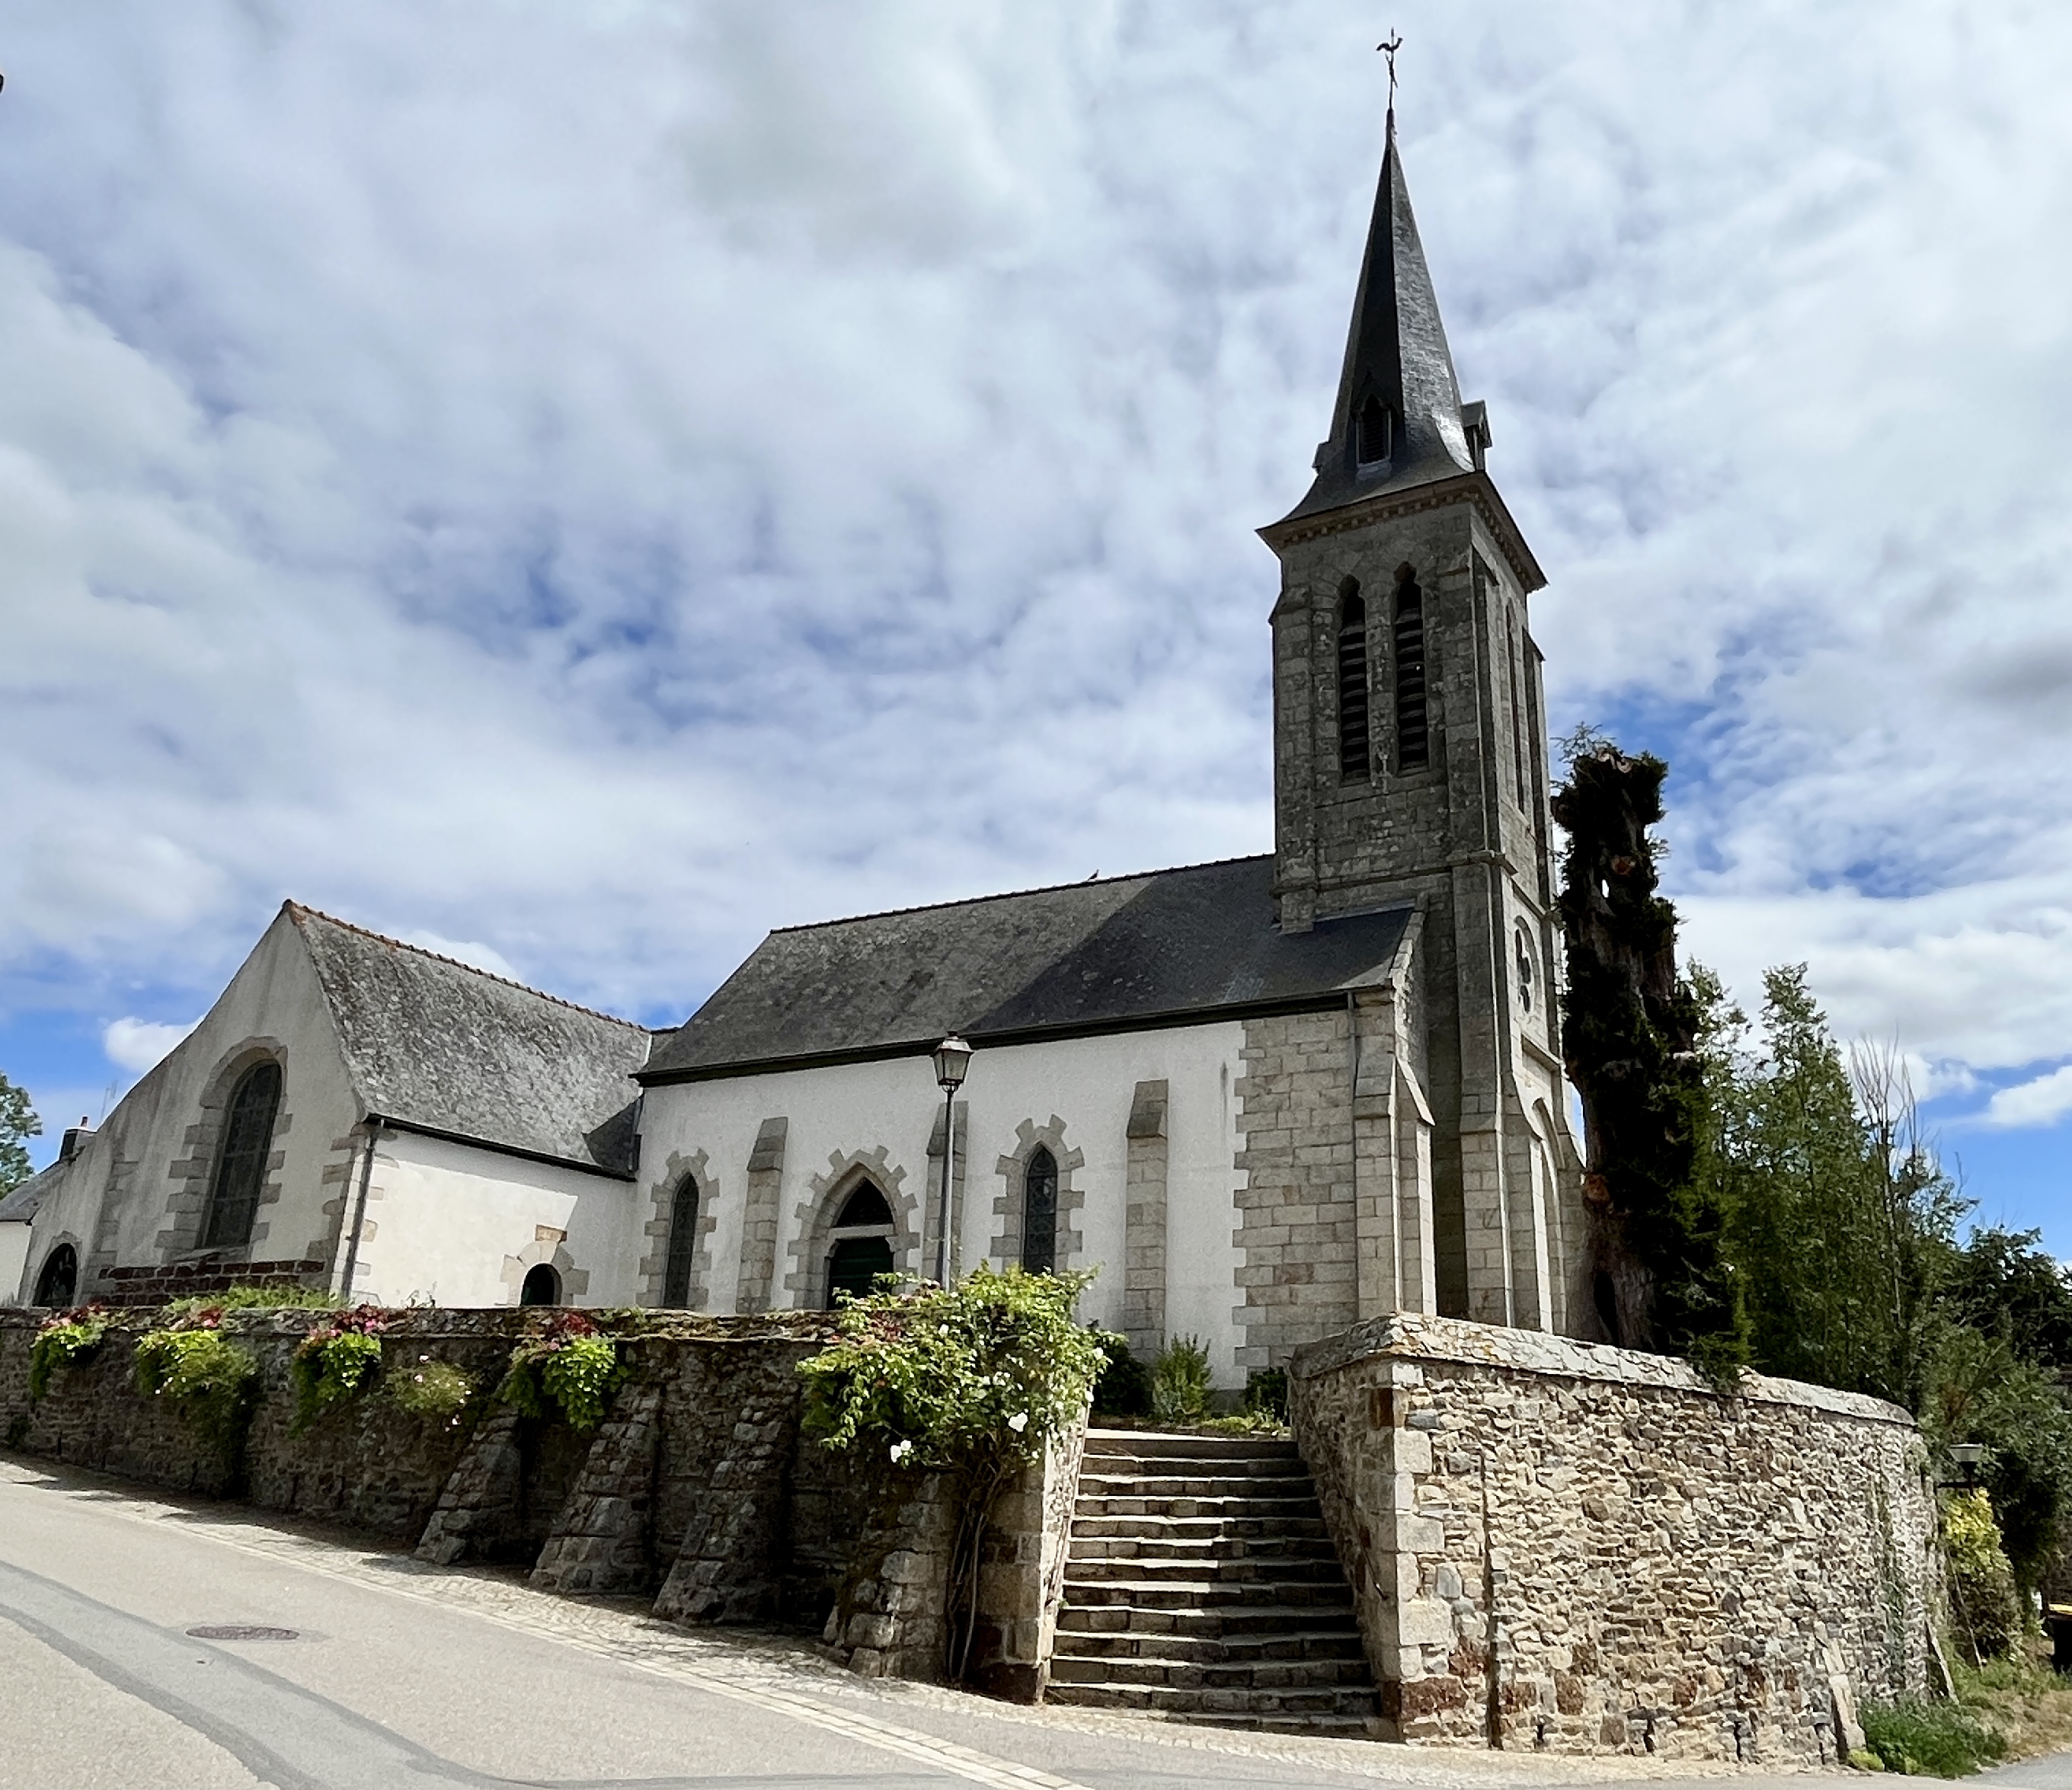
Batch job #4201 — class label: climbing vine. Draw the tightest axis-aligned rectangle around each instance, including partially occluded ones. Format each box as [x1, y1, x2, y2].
[28, 1304, 111, 1401]
[800, 1267, 1105, 1683]
[496, 1310, 625, 1430]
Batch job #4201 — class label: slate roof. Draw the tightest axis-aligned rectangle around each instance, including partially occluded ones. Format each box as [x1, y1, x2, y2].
[0, 1164, 59, 1225]
[289, 906, 653, 1176]
[1276, 110, 1477, 526]
[641, 855, 1414, 1084]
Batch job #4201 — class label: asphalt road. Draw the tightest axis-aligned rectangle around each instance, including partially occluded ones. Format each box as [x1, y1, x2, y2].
[0, 1453, 2064, 1790]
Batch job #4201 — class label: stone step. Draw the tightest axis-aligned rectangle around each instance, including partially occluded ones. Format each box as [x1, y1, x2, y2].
[1066, 1553, 1348, 1586]
[1044, 1680, 1377, 1721]
[1070, 1512, 1331, 1542]
[1078, 1469, 1316, 1497]
[1069, 1533, 1337, 1564]
[1083, 1430, 1302, 1462]
[1061, 1575, 1354, 1613]
[1049, 1652, 1371, 1692]
[1052, 1626, 1365, 1665]
[1077, 1491, 1317, 1516]
[1057, 1600, 1359, 1641]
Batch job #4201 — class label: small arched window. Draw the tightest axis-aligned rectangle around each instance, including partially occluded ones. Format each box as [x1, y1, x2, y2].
[201, 1061, 283, 1249]
[520, 1262, 562, 1306]
[1393, 567, 1429, 770]
[1515, 928, 1535, 1014]
[34, 1243, 78, 1309]
[1336, 582, 1370, 781]
[1357, 394, 1393, 465]
[661, 1175, 702, 1309]
[827, 1178, 897, 1307]
[1022, 1147, 1058, 1275]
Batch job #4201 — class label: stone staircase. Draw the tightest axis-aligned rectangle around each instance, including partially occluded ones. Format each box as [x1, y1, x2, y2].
[1047, 1429, 1377, 1734]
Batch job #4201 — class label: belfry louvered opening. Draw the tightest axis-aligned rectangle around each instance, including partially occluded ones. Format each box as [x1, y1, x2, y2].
[1393, 567, 1428, 770]
[1336, 580, 1370, 780]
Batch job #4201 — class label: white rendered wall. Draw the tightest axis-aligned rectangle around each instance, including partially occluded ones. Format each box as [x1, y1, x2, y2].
[351, 1128, 637, 1309]
[14, 910, 364, 1299]
[637, 1020, 1253, 1385]
[0, 1223, 28, 1306]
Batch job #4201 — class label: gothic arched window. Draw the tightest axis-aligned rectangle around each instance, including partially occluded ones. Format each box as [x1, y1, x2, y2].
[826, 1179, 896, 1307]
[661, 1175, 702, 1308]
[1022, 1147, 1058, 1275]
[1393, 568, 1429, 771]
[34, 1243, 77, 1309]
[201, 1060, 283, 1249]
[1336, 582, 1370, 781]
[520, 1262, 562, 1306]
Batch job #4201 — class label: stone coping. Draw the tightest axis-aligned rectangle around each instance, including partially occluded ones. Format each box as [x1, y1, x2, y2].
[1290, 1311, 1916, 1428]
[0, 1306, 837, 1346]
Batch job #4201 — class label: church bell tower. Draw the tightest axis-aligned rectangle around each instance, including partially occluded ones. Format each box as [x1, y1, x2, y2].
[1258, 109, 1584, 1332]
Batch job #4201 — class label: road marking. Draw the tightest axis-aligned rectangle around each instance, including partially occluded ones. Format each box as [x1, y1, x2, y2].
[48, 1482, 1099, 1790]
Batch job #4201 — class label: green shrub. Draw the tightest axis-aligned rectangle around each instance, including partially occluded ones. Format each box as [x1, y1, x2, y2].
[289, 1307, 388, 1432]
[800, 1267, 1106, 1683]
[388, 1356, 476, 1424]
[1860, 1696, 2005, 1777]
[497, 1312, 625, 1430]
[1943, 1488, 2023, 1664]
[29, 1306, 111, 1400]
[1089, 1329, 1153, 1419]
[133, 1325, 259, 1447]
[1198, 1409, 1289, 1437]
[1150, 1335, 1212, 1424]
[1245, 1367, 1289, 1421]
[160, 1283, 339, 1322]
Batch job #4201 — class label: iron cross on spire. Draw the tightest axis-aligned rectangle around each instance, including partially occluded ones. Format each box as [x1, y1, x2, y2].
[1377, 30, 1403, 109]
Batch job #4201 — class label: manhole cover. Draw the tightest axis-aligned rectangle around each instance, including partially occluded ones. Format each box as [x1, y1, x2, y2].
[186, 1625, 300, 1641]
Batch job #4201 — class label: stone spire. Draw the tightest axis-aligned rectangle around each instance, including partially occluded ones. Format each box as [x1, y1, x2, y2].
[1280, 110, 1483, 525]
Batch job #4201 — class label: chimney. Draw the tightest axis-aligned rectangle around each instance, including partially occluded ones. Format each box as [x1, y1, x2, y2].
[59, 1117, 92, 1163]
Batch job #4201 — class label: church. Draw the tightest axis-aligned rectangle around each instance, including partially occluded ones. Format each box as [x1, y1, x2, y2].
[2, 114, 1589, 1386]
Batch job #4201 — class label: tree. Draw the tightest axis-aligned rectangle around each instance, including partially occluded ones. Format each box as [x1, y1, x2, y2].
[1944, 1226, 2072, 1373]
[1551, 741, 1743, 1376]
[0, 1071, 41, 1193]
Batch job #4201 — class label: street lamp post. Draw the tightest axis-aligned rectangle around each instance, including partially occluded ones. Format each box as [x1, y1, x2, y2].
[931, 1036, 973, 1285]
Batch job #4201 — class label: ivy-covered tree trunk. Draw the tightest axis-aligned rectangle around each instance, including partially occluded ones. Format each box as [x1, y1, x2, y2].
[1552, 743, 1741, 1374]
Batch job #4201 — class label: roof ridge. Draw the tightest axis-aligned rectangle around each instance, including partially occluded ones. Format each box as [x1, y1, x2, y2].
[765, 852, 1273, 936]
[283, 903, 649, 1033]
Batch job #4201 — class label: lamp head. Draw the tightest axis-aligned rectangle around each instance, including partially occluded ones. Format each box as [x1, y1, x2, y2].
[932, 1034, 973, 1092]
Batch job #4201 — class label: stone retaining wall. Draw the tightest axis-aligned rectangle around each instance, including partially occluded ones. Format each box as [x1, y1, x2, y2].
[1290, 1314, 1939, 1761]
[0, 1307, 1083, 1699]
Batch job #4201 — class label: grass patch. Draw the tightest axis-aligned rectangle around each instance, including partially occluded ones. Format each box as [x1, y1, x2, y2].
[1860, 1697, 2004, 1777]
[1949, 1648, 2072, 1764]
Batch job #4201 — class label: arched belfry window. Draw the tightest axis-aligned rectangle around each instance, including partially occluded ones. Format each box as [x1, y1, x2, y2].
[1336, 582, 1370, 781]
[1356, 394, 1393, 465]
[826, 1180, 896, 1307]
[34, 1243, 77, 1308]
[1392, 567, 1429, 771]
[201, 1060, 282, 1249]
[1021, 1147, 1058, 1274]
[661, 1175, 702, 1309]
[520, 1262, 562, 1306]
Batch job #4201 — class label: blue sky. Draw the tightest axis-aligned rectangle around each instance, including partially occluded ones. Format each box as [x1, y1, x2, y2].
[2, 2, 2068, 1255]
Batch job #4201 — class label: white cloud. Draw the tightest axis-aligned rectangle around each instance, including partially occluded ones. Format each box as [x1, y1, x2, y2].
[1983, 1066, 2072, 1133]
[0, 0, 2066, 1130]
[398, 932, 519, 983]
[102, 1017, 199, 1074]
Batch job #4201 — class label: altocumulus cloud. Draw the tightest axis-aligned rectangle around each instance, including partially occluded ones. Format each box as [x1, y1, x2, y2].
[2, 2, 2071, 1159]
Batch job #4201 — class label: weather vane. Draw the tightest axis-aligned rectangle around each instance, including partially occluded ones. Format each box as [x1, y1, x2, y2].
[1377, 30, 1402, 109]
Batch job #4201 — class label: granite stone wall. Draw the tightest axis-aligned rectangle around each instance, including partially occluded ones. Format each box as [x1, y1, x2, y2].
[0, 1306, 1083, 1702]
[1290, 1313, 1938, 1761]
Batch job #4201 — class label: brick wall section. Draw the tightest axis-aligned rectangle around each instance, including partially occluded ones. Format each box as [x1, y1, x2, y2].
[1233, 1010, 1359, 1370]
[1290, 1314, 1938, 1761]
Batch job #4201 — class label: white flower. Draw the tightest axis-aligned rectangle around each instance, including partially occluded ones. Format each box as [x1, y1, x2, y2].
[1007, 1411, 1029, 1434]
[890, 1439, 915, 1463]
